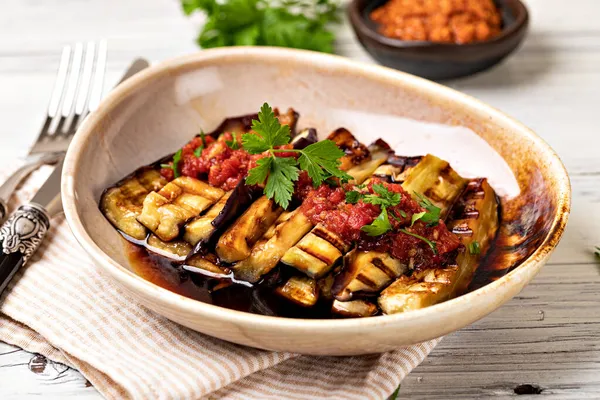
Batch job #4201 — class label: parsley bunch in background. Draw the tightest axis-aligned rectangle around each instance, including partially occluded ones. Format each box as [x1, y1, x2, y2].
[181, 0, 341, 53]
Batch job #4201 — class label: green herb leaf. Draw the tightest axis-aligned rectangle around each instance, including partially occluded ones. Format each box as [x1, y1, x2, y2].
[244, 102, 351, 208]
[161, 149, 183, 178]
[193, 147, 203, 157]
[468, 241, 481, 255]
[363, 184, 401, 208]
[226, 132, 240, 150]
[298, 140, 352, 186]
[244, 103, 291, 153]
[410, 211, 426, 227]
[345, 190, 362, 204]
[399, 210, 407, 218]
[413, 192, 441, 226]
[361, 207, 392, 236]
[594, 246, 600, 259]
[400, 228, 437, 254]
[183, 0, 340, 53]
[246, 157, 272, 186]
[263, 157, 299, 210]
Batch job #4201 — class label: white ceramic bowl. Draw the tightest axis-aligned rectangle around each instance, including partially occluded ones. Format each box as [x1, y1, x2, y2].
[62, 47, 570, 356]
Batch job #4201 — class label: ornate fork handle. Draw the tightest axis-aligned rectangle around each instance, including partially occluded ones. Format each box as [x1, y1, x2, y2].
[0, 152, 64, 223]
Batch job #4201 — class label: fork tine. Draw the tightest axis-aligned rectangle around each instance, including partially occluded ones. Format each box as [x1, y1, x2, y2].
[88, 40, 107, 113]
[47, 46, 71, 119]
[73, 42, 96, 119]
[60, 42, 84, 120]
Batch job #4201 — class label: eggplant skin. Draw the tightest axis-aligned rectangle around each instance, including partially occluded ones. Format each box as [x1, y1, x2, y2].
[275, 276, 319, 307]
[332, 250, 407, 301]
[327, 128, 371, 170]
[216, 196, 283, 263]
[331, 299, 378, 318]
[186, 181, 257, 257]
[100, 168, 168, 241]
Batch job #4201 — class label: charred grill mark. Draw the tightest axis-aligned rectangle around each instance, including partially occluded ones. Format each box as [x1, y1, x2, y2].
[312, 226, 347, 252]
[356, 273, 377, 288]
[372, 257, 398, 279]
[297, 243, 337, 264]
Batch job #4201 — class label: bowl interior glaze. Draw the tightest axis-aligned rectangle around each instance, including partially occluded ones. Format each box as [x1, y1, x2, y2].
[62, 48, 569, 355]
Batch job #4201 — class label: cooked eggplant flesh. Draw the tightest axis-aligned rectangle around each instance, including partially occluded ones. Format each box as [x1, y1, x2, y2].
[332, 250, 407, 301]
[275, 276, 319, 307]
[215, 196, 284, 263]
[401, 154, 468, 219]
[137, 177, 225, 242]
[378, 266, 459, 314]
[233, 210, 313, 283]
[100, 168, 167, 240]
[332, 299, 378, 318]
[101, 109, 502, 319]
[447, 178, 499, 295]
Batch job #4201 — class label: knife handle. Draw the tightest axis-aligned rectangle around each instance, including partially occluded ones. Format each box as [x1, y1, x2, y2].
[0, 204, 50, 294]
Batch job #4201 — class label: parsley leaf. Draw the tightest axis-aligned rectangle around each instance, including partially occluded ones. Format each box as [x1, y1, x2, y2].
[413, 192, 441, 226]
[246, 157, 273, 186]
[345, 190, 362, 204]
[244, 103, 351, 208]
[390, 384, 401, 400]
[183, 0, 341, 53]
[363, 184, 401, 208]
[400, 228, 437, 254]
[399, 210, 407, 218]
[194, 146, 203, 157]
[226, 132, 240, 150]
[298, 140, 352, 186]
[263, 157, 299, 209]
[361, 207, 392, 236]
[468, 241, 481, 255]
[594, 246, 599, 259]
[410, 211, 426, 227]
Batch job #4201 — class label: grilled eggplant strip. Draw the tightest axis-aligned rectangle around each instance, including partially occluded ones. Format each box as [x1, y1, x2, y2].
[401, 154, 468, 219]
[184, 253, 231, 277]
[183, 191, 232, 246]
[332, 299, 378, 318]
[447, 178, 499, 294]
[378, 266, 459, 314]
[279, 142, 392, 279]
[332, 250, 407, 301]
[100, 168, 168, 240]
[328, 128, 371, 170]
[332, 155, 466, 301]
[146, 235, 192, 260]
[233, 210, 314, 282]
[215, 195, 284, 263]
[275, 275, 319, 307]
[280, 224, 349, 278]
[137, 177, 225, 242]
[378, 178, 499, 314]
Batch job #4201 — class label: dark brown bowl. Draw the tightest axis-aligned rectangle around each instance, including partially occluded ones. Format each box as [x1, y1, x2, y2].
[348, 0, 529, 80]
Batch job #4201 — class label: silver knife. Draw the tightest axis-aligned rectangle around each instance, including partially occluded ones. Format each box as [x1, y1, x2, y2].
[0, 158, 64, 293]
[0, 58, 150, 295]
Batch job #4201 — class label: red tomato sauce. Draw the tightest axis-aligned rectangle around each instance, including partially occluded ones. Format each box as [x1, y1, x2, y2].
[301, 179, 462, 269]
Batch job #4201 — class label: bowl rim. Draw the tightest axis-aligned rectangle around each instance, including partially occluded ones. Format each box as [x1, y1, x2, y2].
[62, 46, 570, 332]
[348, 0, 529, 50]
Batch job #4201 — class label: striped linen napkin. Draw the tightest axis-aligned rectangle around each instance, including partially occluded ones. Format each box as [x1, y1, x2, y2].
[0, 163, 440, 400]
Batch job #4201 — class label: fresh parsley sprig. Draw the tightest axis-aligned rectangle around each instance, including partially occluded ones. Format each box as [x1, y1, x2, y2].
[468, 241, 481, 255]
[244, 103, 352, 209]
[413, 192, 441, 226]
[182, 0, 341, 53]
[225, 132, 240, 150]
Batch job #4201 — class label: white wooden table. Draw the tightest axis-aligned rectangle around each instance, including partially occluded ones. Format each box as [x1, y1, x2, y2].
[1, 0, 599, 398]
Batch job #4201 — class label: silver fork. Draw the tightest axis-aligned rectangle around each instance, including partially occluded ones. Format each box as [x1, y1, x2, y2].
[0, 41, 107, 223]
